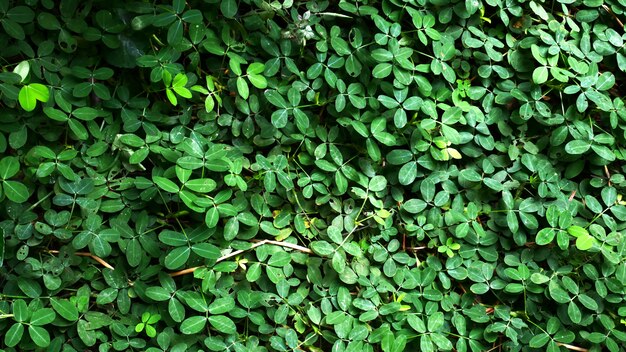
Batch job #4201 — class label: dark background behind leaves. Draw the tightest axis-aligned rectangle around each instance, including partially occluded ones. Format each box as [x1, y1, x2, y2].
[1, 0, 626, 351]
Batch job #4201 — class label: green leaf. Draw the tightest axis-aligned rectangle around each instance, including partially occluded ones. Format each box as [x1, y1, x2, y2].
[164, 247, 191, 269]
[185, 178, 217, 193]
[2, 19, 25, 40]
[398, 162, 417, 185]
[271, 109, 288, 128]
[153, 176, 179, 193]
[28, 325, 50, 348]
[246, 263, 262, 282]
[209, 297, 235, 315]
[248, 74, 267, 89]
[13, 61, 29, 82]
[18, 83, 49, 112]
[568, 301, 582, 324]
[223, 217, 239, 241]
[596, 72, 615, 91]
[44, 107, 69, 121]
[208, 315, 236, 335]
[529, 333, 550, 348]
[166, 88, 177, 105]
[182, 9, 203, 24]
[264, 90, 288, 108]
[567, 226, 588, 238]
[167, 20, 183, 45]
[372, 63, 393, 78]
[5, 323, 24, 347]
[192, 243, 221, 259]
[205, 207, 219, 228]
[146, 287, 171, 301]
[441, 124, 460, 144]
[236, 76, 249, 99]
[369, 175, 387, 192]
[591, 145, 615, 161]
[3, 180, 29, 203]
[7, 6, 35, 23]
[30, 308, 56, 326]
[532, 66, 549, 84]
[0, 156, 20, 179]
[536, 228, 556, 246]
[159, 230, 188, 247]
[311, 241, 335, 256]
[575, 234, 595, 251]
[68, 119, 89, 140]
[180, 316, 207, 334]
[564, 140, 591, 154]
[220, 0, 237, 18]
[50, 298, 79, 321]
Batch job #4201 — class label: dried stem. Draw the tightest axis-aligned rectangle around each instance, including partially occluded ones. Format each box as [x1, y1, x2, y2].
[169, 239, 312, 277]
[47, 250, 115, 270]
[603, 4, 624, 28]
[405, 246, 426, 251]
[558, 343, 588, 352]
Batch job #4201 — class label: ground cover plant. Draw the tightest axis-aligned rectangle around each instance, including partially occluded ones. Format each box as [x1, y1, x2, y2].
[1, 0, 626, 351]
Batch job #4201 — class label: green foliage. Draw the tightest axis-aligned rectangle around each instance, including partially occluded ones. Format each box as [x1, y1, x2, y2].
[1, 0, 626, 351]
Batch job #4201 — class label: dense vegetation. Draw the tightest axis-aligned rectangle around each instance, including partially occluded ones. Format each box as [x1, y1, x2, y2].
[1, 0, 626, 351]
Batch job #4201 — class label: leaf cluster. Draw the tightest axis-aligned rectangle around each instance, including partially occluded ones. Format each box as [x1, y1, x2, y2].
[1, 0, 626, 351]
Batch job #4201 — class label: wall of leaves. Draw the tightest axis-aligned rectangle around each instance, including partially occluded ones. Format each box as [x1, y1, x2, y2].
[1, 0, 626, 350]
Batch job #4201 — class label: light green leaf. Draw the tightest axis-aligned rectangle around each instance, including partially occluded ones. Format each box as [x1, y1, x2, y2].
[236, 76, 249, 99]
[18, 83, 49, 112]
[248, 73, 267, 89]
[14, 61, 29, 82]
[575, 234, 595, 251]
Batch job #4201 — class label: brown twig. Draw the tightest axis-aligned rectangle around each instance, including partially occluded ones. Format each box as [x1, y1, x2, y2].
[405, 246, 426, 251]
[169, 266, 200, 277]
[603, 4, 624, 28]
[48, 250, 115, 270]
[486, 344, 502, 352]
[169, 239, 313, 277]
[569, 190, 577, 202]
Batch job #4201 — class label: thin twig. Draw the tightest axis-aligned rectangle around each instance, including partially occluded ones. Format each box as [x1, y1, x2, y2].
[169, 239, 312, 277]
[169, 266, 201, 277]
[405, 246, 426, 251]
[485, 344, 502, 352]
[603, 4, 624, 28]
[252, 239, 313, 254]
[48, 250, 114, 270]
[558, 343, 588, 352]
